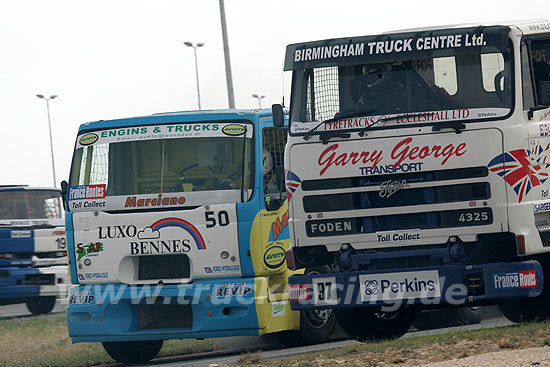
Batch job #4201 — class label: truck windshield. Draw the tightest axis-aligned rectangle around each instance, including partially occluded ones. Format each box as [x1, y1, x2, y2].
[0, 189, 62, 220]
[68, 122, 254, 212]
[288, 26, 513, 134]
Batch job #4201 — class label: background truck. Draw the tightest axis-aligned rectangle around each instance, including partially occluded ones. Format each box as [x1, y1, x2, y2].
[63, 109, 335, 364]
[0, 185, 69, 315]
[274, 19, 550, 341]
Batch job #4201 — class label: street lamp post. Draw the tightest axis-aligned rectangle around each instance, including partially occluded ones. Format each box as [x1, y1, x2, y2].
[252, 94, 266, 109]
[184, 41, 205, 110]
[36, 94, 58, 187]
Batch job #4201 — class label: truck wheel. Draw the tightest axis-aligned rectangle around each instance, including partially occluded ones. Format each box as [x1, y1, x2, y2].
[264, 304, 337, 348]
[499, 258, 550, 323]
[295, 266, 337, 344]
[25, 296, 56, 315]
[102, 340, 163, 364]
[455, 306, 484, 325]
[499, 299, 550, 323]
[336, 307, 417, 342]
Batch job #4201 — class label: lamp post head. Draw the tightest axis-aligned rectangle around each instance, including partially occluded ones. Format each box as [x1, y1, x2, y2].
[50, 95, 58, 99]
[196, 42, 205, 47]
[183, 41, 193, 47]
[36, 94, 45, 99]
[252, 94, 259, 98]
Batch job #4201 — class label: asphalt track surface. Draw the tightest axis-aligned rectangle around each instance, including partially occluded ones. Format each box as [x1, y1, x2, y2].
[0, 298, 66, 319]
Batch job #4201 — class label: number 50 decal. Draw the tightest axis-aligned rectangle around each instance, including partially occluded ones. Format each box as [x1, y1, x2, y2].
[205, 210, 230, 228]
[312, 277, 339, 306]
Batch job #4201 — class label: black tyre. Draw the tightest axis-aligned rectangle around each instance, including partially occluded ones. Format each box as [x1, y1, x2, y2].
[500, 257, 550, 323]
[336, 307, 417, 342]
[499, 298, 550, 323]
[455, 306, 484, 325]
[275, 304, 337, 347]
[295, 266, 336, 344]
[25, 296, 56, 315]
[414, 307, 484, 330]
[102, 340, 163, 364]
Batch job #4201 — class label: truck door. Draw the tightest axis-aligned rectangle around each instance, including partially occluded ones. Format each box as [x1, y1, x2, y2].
[250, 126, 289, 276]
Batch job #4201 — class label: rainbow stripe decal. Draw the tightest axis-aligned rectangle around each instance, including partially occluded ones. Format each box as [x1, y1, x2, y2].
[149, 217, 206, 250]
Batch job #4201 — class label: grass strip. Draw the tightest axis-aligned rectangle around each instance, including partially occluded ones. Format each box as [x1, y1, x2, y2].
[236, 321, 550, 367]
[0, 315, 218, 367]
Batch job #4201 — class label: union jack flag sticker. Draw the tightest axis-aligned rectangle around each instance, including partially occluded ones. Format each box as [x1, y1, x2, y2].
[541, 123, 549, 136]
[285, 170, 302, 201]
[488, 145, 550, 202]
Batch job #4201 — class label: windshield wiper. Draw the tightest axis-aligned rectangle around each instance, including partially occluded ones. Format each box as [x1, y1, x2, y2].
[357, 112, 437, 137]
[303, 109, 377, 141]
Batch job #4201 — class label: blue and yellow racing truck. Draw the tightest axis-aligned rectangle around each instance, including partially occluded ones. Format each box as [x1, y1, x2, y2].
[63, 109, 335, 364]
[0, 186, 69, 315]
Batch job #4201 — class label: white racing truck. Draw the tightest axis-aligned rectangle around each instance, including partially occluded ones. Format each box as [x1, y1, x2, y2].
[0, 186, 69, 315]
[273, 19, 550, 341]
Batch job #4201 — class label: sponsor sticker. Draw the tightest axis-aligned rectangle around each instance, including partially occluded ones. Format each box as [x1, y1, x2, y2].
[79, 272, 109, 280]
[376, 230, 421, 244]
[222, 124, 247, 136]
[10, 230, 31, 238]
[272, 301, 286, 316]
[214, 283, 252, 298]
[79, 133, 99, 146]
[68, 290, 95, 305]
[534, 201, 550, 213]
[289, 284, 311, 301]
[76, 242, 104, 261]
[68, 184, 106, 200]
[359, 270, 441, 302]
[493, 270, 537, 289]
[203, 265, 241, 274]
[263, 246, 286, 269]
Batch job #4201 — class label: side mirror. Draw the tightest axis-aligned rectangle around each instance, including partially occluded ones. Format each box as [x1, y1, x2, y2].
[272, 104, 284, 127]
[60, 180, 68, 210]
[539, 81, 550, 106]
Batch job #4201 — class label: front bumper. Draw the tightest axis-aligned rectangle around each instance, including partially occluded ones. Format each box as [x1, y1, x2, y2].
[288, 260, 543, 310]
[67, 277, 266, 342]
[0, 265, 70, 300]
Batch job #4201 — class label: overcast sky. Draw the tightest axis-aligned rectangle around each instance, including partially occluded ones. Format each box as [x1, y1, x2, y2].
[0, 0, 548, 188]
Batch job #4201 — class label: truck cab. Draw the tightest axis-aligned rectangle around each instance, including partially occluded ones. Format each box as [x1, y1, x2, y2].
[64, 109, 335, 364]
[0, 186, 69, 314]
[277, 20, 550, 341]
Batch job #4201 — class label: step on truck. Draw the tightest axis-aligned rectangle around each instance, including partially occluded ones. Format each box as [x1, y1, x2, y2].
[63, 109, 335, 364]
[273, 19, 550, 341]
[0, 186, 69, 315]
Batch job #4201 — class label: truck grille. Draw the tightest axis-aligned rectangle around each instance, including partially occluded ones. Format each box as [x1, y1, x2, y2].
[138, 255, 190, 280]
[301, 166, 488, 191]
[139, 304, 192, 330]
[303, 182, 490, 212]
[25, 274, 55, 286]
[301, 166, 493, 238]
